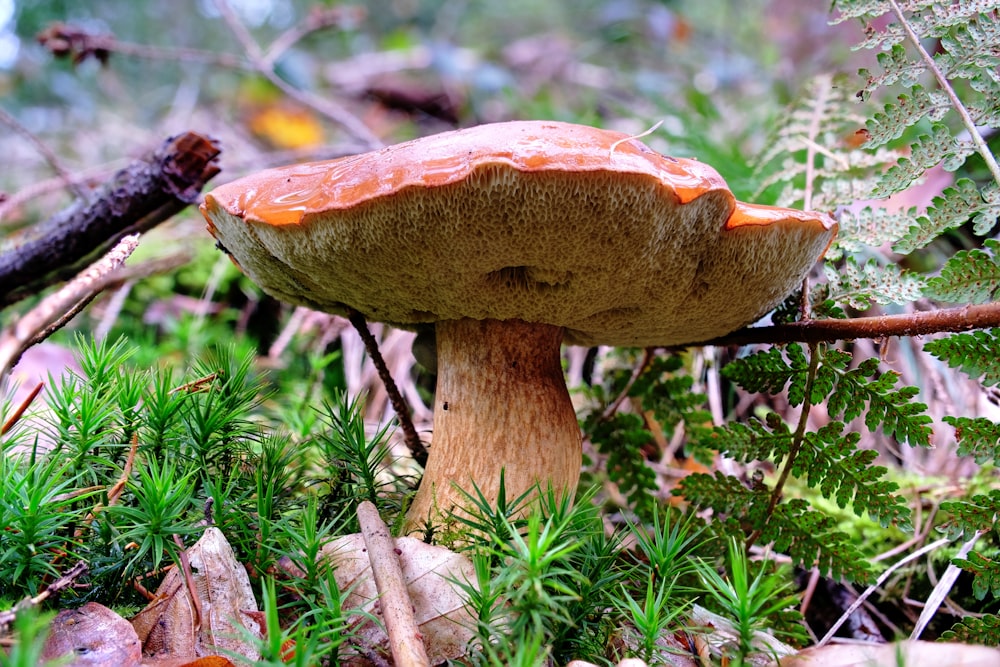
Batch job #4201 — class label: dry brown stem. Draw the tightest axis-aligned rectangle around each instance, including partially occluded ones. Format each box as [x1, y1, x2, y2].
[357, 501, 431, 667]
[0, 561, 89, 632]
[212, 0, 382, 150]
[0, 234, 141, 377]
[694, 302, 1000, 348]
[347, 309, 428, 468]
[1, 381, 43, 435]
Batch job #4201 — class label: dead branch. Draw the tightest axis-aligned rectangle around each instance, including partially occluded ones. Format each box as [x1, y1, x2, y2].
[0, 561, 89, 633]
[357, 501, 430, 667]
[212, 0, 382, 150]
[690, 302, 1000, 348]
[0, 235, 139, 377]
[0, 131, 220, 308]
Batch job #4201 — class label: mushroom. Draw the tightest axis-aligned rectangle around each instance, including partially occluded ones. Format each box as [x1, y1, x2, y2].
[200, 120, 836, 532]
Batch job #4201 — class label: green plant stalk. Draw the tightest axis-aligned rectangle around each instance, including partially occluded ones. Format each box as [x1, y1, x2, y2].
[747, 342, 821, 549]
[887, 0, 1000, 188]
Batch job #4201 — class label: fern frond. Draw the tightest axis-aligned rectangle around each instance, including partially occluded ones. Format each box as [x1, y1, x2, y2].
[924, 329, 1000, 386]
[936, 14, 1000, 81]
[831, 206, 919, 257]
[939, 489, 1000, 540]
[694, 414, 793, 467]
[830, 0, 891, 24]
[943, 415, 1000, 465]
[952, 551, 1000, 600]
[675, 473, 874, 582]
[862, 85, 950, 147]
[868, 124, 975, 198]
[754, 73, 895, 210]
[836, 0, 1000, 193]
[632, 355, 710, 441]
[822, 258, 925, 311]
[586, 411, 658, 515]
[763, 498, 875, 583]
[721, 344, 813, 406]
[941, 613, 1000, 646]
[925, 239, 1000, 303]
[850, 2, 1000, 51]
[969, 76, 1000, 126]
[858, 44, 927, 101]
[794, 422, 911, 529]
[894, 180, 1000, 253]
[826, 356, 933, 446]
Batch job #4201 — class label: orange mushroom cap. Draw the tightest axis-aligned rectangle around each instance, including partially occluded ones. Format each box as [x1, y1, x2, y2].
[201, 120, 836, 346]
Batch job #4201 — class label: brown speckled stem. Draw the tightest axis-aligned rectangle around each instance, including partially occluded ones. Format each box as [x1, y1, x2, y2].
[404, 318, 581, 533]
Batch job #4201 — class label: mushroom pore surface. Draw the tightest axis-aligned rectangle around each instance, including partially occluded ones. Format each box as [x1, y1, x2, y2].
[203, 121, 836, 347]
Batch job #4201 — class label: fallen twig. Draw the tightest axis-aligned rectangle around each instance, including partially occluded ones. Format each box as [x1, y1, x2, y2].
[0, 561, 89, 633]
[0, 235, 140, 377]
[1, 381, 43, 435]
[0, 131, 220, 308]
[357, 501, 430, 667]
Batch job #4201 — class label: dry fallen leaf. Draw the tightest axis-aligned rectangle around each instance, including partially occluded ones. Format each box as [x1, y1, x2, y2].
[40, 601, 142, 667]
[131, 527, 261, 663]
[321, 532, 476, 665]
[780, 640, 1000, 667]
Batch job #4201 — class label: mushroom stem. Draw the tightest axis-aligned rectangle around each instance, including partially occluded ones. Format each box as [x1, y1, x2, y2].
[403, 318, 582, 533]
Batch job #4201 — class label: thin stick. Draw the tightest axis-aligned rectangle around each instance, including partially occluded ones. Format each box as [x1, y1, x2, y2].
[691, 301, 1000, 348]
[817, 536, 952, 646]
[0, 234, 141, 377]
[1, 381, 43, 435]
[357, 501, 430, 667]
[910, 528, 986, 640]
[0, 561, 89, 631]
[347, 309, 428, 468]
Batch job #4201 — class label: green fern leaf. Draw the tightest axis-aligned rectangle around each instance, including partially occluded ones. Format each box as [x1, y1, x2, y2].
[940, 489, 1000, 540]
[586, 411, 658, 516]
[831, 206, 919, 257]
[869, 124, 975, 198]
[941, 614, 1000, 646]
[952, 551, 1000, 600]
[936, 14, 1000, 81]
[943, 415, 1000, 465]
[632, 355, 710, 442]
[858, 44, 927, 101]
[830, 0, 891, 24]
[694, 415, 793, 467]
[721, 345, 812, 405]
[827, 357, 933, 446]
[863, 86, 950, 148]
[924, 329, 1000, 386]
[895, 179, 1000, 253]
[822, 258, 925, 311]
[925, 239, 1000, 303]
[753, 73, 896, 212]
[675, 473, 875, 583]
[794, 422, 911, 529]
[969, 76, 1000, 126]
[762, 498, 875, 583]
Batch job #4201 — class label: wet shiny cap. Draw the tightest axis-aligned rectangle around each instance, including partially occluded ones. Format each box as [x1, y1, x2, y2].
[201, 120, 837, 346]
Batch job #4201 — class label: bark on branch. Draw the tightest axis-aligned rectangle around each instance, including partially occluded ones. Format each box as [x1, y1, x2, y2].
[690, 302, 1000, 348]
[0, 131, 221, 308]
